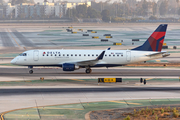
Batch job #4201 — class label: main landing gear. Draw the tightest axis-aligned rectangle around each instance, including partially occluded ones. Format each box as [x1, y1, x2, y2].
[140, 78, 146, 85]
[85, 68, 92, 74]
[29, 70, 33, 74]
[28, 66, 33, 74]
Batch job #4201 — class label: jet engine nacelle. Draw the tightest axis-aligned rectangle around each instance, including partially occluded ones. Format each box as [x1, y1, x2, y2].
[62, 63, 75, 71]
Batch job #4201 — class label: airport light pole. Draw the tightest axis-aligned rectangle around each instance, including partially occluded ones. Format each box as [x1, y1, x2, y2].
[122, 0, 126, 17]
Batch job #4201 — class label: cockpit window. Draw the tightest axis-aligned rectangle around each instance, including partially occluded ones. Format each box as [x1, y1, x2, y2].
[19, 53, 27, 56]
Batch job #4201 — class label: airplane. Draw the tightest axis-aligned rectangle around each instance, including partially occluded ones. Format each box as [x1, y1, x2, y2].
[11, 24, 170, 74]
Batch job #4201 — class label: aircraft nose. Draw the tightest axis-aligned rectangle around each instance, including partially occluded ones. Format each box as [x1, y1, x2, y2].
[11, 58, 16, 64]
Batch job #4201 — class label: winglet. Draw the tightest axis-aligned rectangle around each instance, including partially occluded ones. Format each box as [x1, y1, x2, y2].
[107, 47, 111, 50]
[96, 51, 105, 60]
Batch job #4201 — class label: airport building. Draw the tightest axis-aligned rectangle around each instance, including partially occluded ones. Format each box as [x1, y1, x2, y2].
[54, 2, 91, 18]
[2, 1, 91, 19]
[0, 5, 4, 18]
[4, 3, 15, 18]
[15, 3, 35, 18]
[42, 2, 55, 17]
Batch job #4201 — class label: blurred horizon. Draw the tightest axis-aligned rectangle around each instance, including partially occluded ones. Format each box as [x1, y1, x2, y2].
[4, 0, 158, 3]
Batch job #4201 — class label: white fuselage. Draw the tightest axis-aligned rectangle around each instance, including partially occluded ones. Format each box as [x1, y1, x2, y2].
[11, 49, 164, 67]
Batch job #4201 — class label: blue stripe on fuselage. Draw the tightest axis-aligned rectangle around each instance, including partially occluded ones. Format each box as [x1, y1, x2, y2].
[23, 64, 124, 68]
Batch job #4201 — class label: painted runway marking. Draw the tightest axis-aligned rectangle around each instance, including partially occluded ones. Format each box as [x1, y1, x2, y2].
[7, 29, 21, 47]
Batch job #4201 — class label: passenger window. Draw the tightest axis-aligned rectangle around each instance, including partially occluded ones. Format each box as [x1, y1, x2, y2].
[79, 54, 81, 56]
[67, 54, 69, 56]
[88, 54, 90, 56]
[121, 55, 123, 57]
[43, 54, 44, 56]
[113, 55, 115, 57]
[51, 54, 53, 56]
[96, 54, 98, 56]
[63, 54, 65, 56]
[59, 54, 61, 56]
[105, 54, 107, 56]
[47, 54, 48, 56]
[109, 55, 111, 57]
[92, 54, 94, 56]
[84, 54, 86, 56]
[55, 54, 56, 56]
[75, 54, 77, 56]
[117, 55, 119, 57]
[71, 54, 73, 56]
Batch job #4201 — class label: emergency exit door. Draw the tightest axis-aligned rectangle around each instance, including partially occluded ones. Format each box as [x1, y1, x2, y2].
[126, 51, 131, 62]
[33, 50, 39, 61]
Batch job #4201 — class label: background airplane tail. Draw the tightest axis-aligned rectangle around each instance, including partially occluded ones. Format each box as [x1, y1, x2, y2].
[132, 24, 168, 52]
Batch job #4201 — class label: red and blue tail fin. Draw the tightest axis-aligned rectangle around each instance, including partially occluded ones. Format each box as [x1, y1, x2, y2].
[132, 24, 168, 52]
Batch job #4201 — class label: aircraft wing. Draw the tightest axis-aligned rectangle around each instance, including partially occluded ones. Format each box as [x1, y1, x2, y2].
[68, 51, 105, 66]
[146, 52, 170, 57]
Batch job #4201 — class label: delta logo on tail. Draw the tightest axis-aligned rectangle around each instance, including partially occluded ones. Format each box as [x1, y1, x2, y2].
[132, 24, 167, 52]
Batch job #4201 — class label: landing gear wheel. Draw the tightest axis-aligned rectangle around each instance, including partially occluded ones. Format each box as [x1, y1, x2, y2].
[140, 78, 143, 83]
[144, 79, 146, 85]
[86, 69, 92, 74]
[29, 70, 33, 74]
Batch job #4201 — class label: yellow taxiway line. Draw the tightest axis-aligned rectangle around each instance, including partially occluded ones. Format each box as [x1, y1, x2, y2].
[39, 107, 84, 110]
[71, 79, 84, 82]
[109, 101, 141, 105]
[145, 78, 154, 81]
[0, 113, 4, 120]
[0, 100, 141, 120]
[156, 60, 161, 62]
[4, 114, 64, 117]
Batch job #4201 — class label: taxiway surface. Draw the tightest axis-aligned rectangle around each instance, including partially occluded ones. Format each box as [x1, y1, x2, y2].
[0, 67, 179, 113]
[0, 85, 180, 113]
[0, 67, 179, 77]
[0, 29, 14, 47]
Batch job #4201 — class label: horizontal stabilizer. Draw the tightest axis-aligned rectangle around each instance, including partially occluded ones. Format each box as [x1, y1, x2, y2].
[146, 52, 170, 57]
